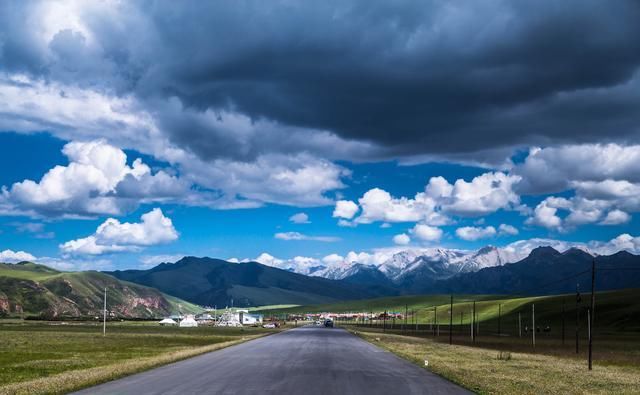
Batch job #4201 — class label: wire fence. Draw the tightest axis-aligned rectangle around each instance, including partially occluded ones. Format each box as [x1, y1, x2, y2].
[288, 263, 640, 370]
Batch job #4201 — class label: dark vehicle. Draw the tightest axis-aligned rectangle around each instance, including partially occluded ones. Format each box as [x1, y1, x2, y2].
[324, 319, 334, 328]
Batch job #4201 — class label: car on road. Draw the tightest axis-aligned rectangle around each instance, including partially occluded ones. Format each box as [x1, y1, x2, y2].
[324, 319, 334, 328]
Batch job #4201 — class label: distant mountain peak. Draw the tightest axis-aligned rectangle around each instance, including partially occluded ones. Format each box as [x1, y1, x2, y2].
[528, 246, 561, 258]
[475, 245, 498, 255]
[562, 247, 594, 258]
[609, 250, 635, 258]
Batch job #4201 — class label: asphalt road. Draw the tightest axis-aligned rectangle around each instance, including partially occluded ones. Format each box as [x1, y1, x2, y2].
[74, 326, 472, 395]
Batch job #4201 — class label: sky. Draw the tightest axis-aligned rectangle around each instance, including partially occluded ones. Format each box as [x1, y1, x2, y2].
[1, 0, 640, 271]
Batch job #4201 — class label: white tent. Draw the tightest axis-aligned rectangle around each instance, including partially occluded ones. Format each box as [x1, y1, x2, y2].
[159, 318, 177, 326]
[179, 315, 198, 327]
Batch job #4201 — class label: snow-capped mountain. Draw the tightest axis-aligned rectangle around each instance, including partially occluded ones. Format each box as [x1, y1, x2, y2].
[252, 239, 600, 286]
[454, 245, 525, 273]
[313, 246, 522, 283]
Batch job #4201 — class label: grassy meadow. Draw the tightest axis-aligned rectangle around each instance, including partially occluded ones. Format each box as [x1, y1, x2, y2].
[254, 294, 504, 317]
[258, 289, 640, 332]
[0, 320, 280, 395]
[352, 330, 640, 395]
[332, 288, 640, 394]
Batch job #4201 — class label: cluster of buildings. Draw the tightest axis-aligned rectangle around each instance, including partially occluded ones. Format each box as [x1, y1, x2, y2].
[159, 308, 263, 328]
[301, 312, 404, 321]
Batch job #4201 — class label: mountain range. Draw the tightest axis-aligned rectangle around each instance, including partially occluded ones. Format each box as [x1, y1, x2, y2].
[3, 244, 639, 315]
[106, 257, 393, 307]
[108, 245, 640, 307]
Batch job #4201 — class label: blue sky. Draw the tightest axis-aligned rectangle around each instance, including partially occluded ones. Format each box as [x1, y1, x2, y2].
[1, 131, 639, 271]
[1, 1, 640, 271]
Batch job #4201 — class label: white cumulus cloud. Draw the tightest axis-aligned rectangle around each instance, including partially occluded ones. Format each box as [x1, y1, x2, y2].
[410, 224, 443, 242]
[1, 140, 189, 218]
[0, 249, 37, 263]
[333, 200, 359, 219]
[393, 233, 411, 245]
[600, 209, 631, 225]
[60, 208, 178, 255]
[498, 223, 519, 236]
[289, 212, 310, 224]
[456, 226, 497, 241]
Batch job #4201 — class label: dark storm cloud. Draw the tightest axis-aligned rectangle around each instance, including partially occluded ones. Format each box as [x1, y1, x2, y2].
[2, 0, 640, 162]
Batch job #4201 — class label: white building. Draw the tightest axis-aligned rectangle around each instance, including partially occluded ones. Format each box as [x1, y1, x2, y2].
[215, 308, 263, 326]
[179, 314, 199, 327]
[159, 318, 178, 326]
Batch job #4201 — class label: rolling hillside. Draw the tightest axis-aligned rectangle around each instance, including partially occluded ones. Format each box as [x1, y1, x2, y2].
[106, 257, 396, 307]
[255, 288, 640, 332]
[0, 262, 199, 319]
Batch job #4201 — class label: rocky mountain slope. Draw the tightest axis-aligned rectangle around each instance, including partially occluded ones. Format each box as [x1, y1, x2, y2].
[0, 262, 199, 319]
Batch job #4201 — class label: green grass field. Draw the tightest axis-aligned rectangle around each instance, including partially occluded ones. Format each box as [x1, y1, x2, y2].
[0, 320, 280, 394]
[334, 288, 640, 393]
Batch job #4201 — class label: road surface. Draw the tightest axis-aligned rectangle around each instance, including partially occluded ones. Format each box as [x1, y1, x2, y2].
[74, 326, 472, 395]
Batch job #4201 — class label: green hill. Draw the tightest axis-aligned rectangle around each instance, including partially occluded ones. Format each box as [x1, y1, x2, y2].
[0, 262, 200, 319]
[257, 288, 640, 332]
[254, 294, 504, 315]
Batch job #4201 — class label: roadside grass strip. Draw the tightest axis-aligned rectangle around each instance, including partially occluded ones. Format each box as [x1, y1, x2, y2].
[353, 331, 640, 395]
[0, 336, 262, 395]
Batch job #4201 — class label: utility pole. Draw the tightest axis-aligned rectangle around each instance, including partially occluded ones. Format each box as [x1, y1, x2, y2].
[103, 287, 107, 336]
[404, 304, 408, 332]
[562, 299, 565, 346]
[434, 306, 438, 336]
[498, 304, 502, 336]
[449, 295, 453, 345]
[383, 310, 387, 333]
[576, 283, 581, 354]
[415, 310, 419, 331]
[518, 311, 522, 338]
[589, 258, 596, 370]
[532, 303, 536, 350]
[472, 301, 476, 343]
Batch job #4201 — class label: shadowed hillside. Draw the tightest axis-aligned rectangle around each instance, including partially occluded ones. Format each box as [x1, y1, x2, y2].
[107, 257, 397, 307]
